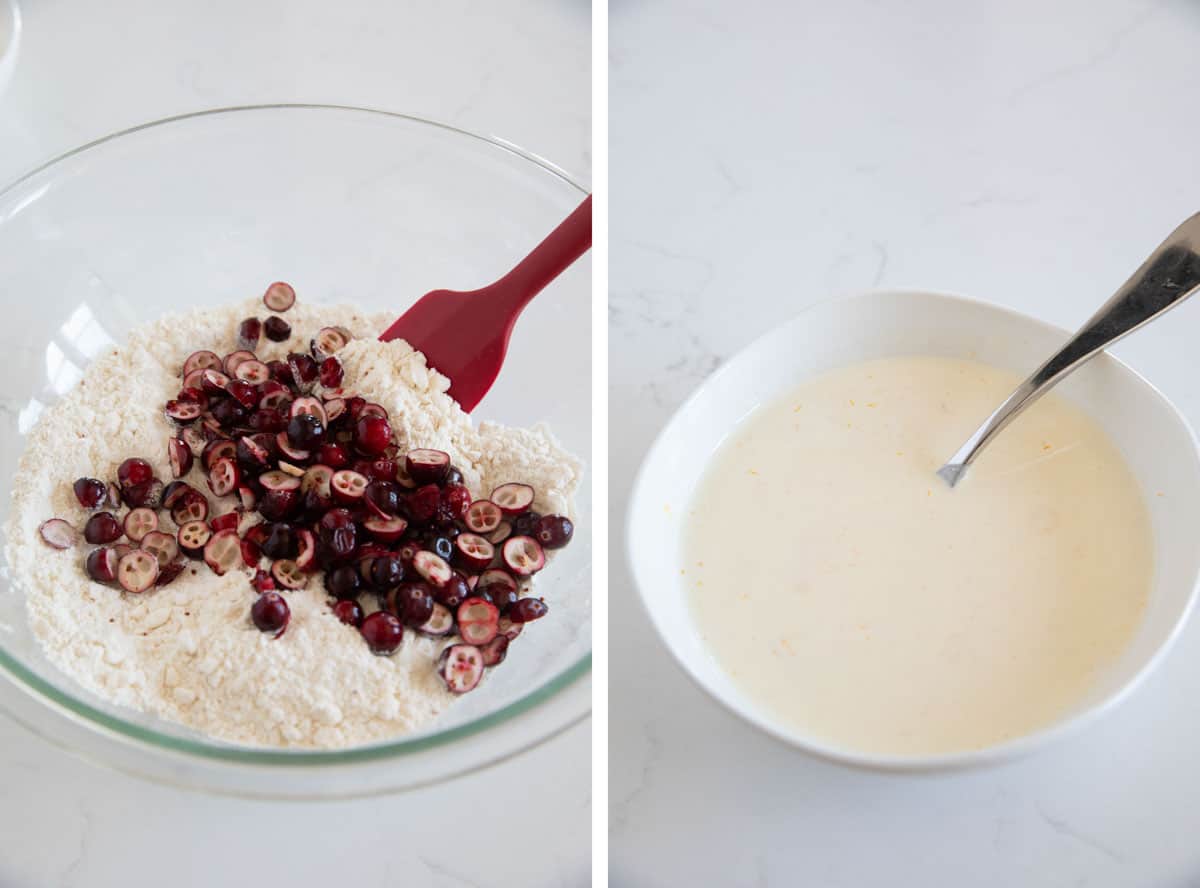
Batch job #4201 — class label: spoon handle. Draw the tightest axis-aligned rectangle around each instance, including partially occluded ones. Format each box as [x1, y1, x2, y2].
[938, 212, 1200, 487]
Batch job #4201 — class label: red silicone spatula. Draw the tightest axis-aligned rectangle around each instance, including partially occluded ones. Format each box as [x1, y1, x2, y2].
[379, 194, 592, 412]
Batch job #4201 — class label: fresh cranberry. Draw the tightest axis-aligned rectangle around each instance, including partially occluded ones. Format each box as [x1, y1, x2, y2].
[354, 416, 393, 455]
[267, 359, 293, 384]
[536, 515, 574, 549]
[363, 459, 397, 482]
[287, 413, 325, 449]
[392, 581, 434, 626]
[324, 564, 362, 599]
[369, 554, 405, 589]
[73, 477, 107, 509]
[211, 398, 248, 427]
[319, 357, 344, 389]
[444, 466, 464, 487]
[251, 592, 290, 636]
[440, 484, 471, 519]
[226, 379, 260, 409]
[288, 353, 319, 387]
[261, 523, 298, 559]
[364, 480, 401, 516]
[318, 442, 349, 468]
[237, 317, 262, 350]
[408, 484, 441, 524]
[509, 597, 548, 623]
[85, 547, 118, 582]
[117, 458, 153, 490]
[360, 611, 403, 655]
[258, 488, 299, 521]
[84, 512, 123, 544]
[263, 316, 291, 342]
[331, 599, 363, 627]
[345, 396, 367, 420]
[432, 573, 470, 609]
[248, 407, 287, 433]
[511, 511, 544, 537]
[424, 533, 454, 562]
[252, 567, 276, 592]
[482, 582, 519, 614]
[318, 508, 358, 559]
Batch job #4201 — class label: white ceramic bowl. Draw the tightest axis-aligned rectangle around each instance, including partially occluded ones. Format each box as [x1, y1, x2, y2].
[0, 0, 20, 96]
[628, 289, 1200, 771]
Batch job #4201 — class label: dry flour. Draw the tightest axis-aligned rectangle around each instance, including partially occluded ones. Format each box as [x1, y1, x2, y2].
[4, 298, 581, 747]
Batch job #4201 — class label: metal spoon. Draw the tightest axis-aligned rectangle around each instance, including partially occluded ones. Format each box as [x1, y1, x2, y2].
[937, 212, 1200, 487]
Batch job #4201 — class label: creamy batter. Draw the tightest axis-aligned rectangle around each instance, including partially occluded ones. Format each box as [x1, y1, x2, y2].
[684, 356, 1153, 756]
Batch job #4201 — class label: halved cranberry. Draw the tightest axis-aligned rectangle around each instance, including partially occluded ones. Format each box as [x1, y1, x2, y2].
[360, 611, 403, 655]
[140, 530, 179, 566]
[238, 485, 258, 511]
[417, 602, 454, 636]
[168, 437, 194, 478]
[258, 488, 299, 521]
[256, 380, 290, 409]
[454, 533, 494, 572]
[123, 508, 158, 542]
[165, 399, 203, 424]
[251, 591, 290, 637]
[508, 597, 548, 623]
[181, 368, 207, 391]
[263, 281, 296, 312]
[260, 470, 301, 492]
[181, 425, 208, 456]
[457, 597, 500, 645]
[263, 316, 292, 342]
[480, 635, 509, 667]
[331, 469, 368, 503]
[465, 500, 503, 534]
[210, 511, 240, 533]
[311, 326, 351, 361]
[207, 458, 240, 497]
[85, 547, 119, 582]
[203, 529, 242, 575]
[274, 432, 311, 463]
[155, 559, 187, 587]
[323, 398, 346, 425]
[235, 434, 272, 472]
[491, 482, 535, 515]
[241, 537, 262, 568]
[225, 379, 260, 410]
[358, 402, 388, 419]
[488, 520, 513, 545]
[363, 479, 400, 517]
[319, 357, 344, 389]
[498, 616, 524, 641]
[271, 559, 307, 590]
[251, 567, 276, 592]
[331, 599, 364, 627]
[117, 549, 159, 593]
[200, 368, 231, 397]
[288, 353, 319, 392]
[354, 416, 392, 456]
[38, 518, 77, 549]
[363, 514, 407, 543]
[405, 449, 450, 485]
[407, 483, 441, 524]
[84, 512, 123, 544]
[431, 573, 469, 610]
[171, 488, 209, 525]
[412, 550, 453, 588]
[73, 477, 107, 509]
[438, 644, 484, 693]
[441, 484, 471, 521]
[235, 360, 270, 384]
[237, 317, 262, 350]
[223, 349, 256, 376]
[301, 464, 334, 499]
[182, 350, 222, 377]
[502, 535, 545, 576]
[123, 479, 163, 509]
[295, 528, 316, 570]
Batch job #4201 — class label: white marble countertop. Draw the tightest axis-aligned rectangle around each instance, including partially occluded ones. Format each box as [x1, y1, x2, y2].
[0, 2, 590, 886]
[610, 0, 1200, 885]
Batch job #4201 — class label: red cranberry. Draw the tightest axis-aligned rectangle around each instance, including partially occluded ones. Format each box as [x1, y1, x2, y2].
[226, 379, 260, 409]
[441, 484, 471, 520]
[536, 515, 574, 549]
[237, 317, 262, 350]
[392, 581, 434, 627]
[211, 398, 248, 427]
[319, 357, 344, 389]
[288, 353, 319, 387]
[251, 592, 290, 636]
[369, 554, 405, 589]
[445, 466, 464, 487]
[287, 413, 326, 449]
[263, 316, 291, 342]
[324, 564, 362, 599]
[261, 523, 298, 559]
[267, 359, 293, 383]
[509, 597, 548, 623]
[73, 477, 107, 509]
[362, 459, 397, 482]
[117, 458, 153, 490]
[318, 442, 349, 468]
[432, 573, 470, 609]
[332, 599, 363, 627]
[354, 416, 393, 455]
[360, 611, 403, 655]
[249, 407, 288, 433]
[84, 512, 123, 544]
[364, 480, 401, 517]
[318, 508, 358, 559]
[511, 511, 543, 537]
[408, 484, 441, 524]
[258, 488, 299, 521]
[85, 547, 119, 583]
[425, 533, 454, 562]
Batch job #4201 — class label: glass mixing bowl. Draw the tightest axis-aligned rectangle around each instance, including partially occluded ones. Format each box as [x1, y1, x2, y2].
[0, 105, 591, 797]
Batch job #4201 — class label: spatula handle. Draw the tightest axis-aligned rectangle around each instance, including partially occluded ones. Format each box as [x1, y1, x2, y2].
[491, 194, 592, 311]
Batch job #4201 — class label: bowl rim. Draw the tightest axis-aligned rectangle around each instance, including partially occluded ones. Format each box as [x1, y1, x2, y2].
[627, 287, 1200, 773]
[0, 103, 591, 768]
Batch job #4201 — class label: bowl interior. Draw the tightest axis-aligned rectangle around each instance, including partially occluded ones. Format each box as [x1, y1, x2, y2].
[0, 107, 590, 779]
[629, 289, 1200, 769]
